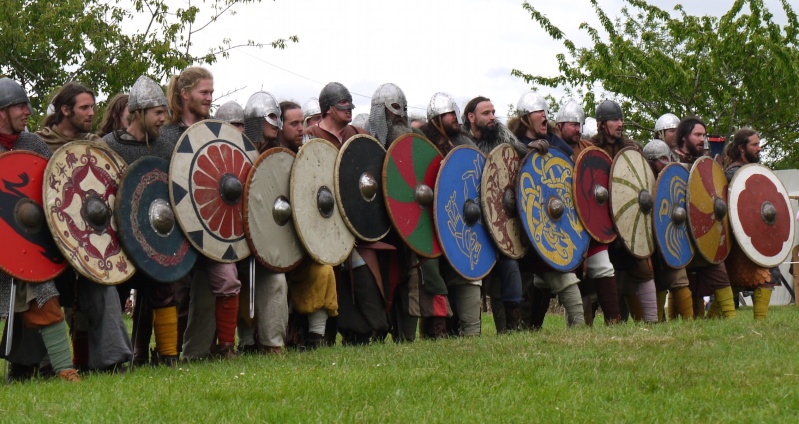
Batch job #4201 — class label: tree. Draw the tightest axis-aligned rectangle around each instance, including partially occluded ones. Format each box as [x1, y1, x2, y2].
[512, 0, 799, 169]
[0, 0, 297, 126]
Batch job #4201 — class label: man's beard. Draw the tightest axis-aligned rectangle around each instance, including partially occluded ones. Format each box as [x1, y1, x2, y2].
[146, 125, 161, 141]
[478, 123, 498, 142]
[69, 114, 91, 133]
[744, 150, 760, 163]
[188, 99, 209, 119]
[687, 141, 702, 157]
[387, 116, 413, 143]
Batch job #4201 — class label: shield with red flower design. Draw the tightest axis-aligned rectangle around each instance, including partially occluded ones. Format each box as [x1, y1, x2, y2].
[170, 120, 259, 263]
[0, 151, 67, 283]
[43, 141, 135, 285]
[686, 157, 730, 264]
[291, 138, 355, 266]
[116, 156, 198, 282]
[728, 164, 794, 268]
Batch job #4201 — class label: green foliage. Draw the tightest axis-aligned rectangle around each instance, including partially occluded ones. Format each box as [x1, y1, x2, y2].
[0, 0, 297, 127]
[3, 308, 799, 421]
[513, 0, 799, 169]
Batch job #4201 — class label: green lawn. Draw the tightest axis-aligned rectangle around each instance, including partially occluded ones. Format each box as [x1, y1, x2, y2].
[2, 307, 799, 423]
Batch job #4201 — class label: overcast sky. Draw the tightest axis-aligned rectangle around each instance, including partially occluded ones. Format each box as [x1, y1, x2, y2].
[166, 0, 785, 121]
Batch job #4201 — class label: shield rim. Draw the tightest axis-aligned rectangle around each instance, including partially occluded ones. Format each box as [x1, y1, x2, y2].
[0, 150, 68, 283]
[686, 156, 730, 264]
[381, 132, 443, 259]
[169, 119, 256, 263]
[516, 147, 589, 272]
[243, 146, 304, 272]
[480, 143, 528, 259]
[728, 163, 795, 268]
[573, 146, 617, 244]
[43, 140, 135, 285]
[609, 147, 656, 259]
[653, 162, 695, 269]
[290, 138, 355, 266]
[433, 144, 497, 281]
[334, 134, 390, 242]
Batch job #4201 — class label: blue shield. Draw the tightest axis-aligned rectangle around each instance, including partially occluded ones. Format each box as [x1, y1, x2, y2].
[654, 163, 694, 268]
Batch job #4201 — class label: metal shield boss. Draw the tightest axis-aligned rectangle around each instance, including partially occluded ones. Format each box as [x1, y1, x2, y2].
[434, 145, 497, 280]
[170, 120, 258, 263]
[517, 148, 589, 272]
[573, 146, 616, 244]
[610, 148, 656, 258]
[0, 151, 67, 282]
[334, 134, 391, 242]
[291, 138, 354, 266]
[244, 147, 304, 272]
[686, 157, 730, 264]
[728, 164, 794, 268]
[383, 133, 443, 258]
[481, 144, 527, 259]
[116, 156, 198, 282]
[43, 141, 135, 285]
[653, 163, 694, 268]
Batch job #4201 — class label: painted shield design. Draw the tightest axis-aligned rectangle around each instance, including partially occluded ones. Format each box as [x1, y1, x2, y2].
[653, 163, 694, 268]
[0, 151, 67, 282]
[383, 133, 443, 258]
[517, 148, 589, 272]
[434, 145, 497, 280]
[291, 138, 355, 266]
[170, 120, 258, 263]
[687, 156, 730, 264]
[244, 147, 304, 272]
[43, 141, 134, 285]
[335, 134, 390, 242]
[573, 146, 616, 244]
[728, 164, 794, 268]
[481, 143, 527, 259]
[116, 156, 198, 283]
[610, 148, 656, 259]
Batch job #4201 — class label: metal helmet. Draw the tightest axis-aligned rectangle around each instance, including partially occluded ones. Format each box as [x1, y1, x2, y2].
[215, 101, 245, 125]
[244, 91, 282, 143]
[643, 139, 677, 162]
[583, 117, 598, 139]
[369, 83, 407, 143]
[128, 75, 167, 112]
[0, 77, 31, 111]
[555, 98, 585, 125]
[516, 90, 548, 116]
[654, 113, 680, 133]
[319, 82, 354, 114]
[595, 99, 623, 121]
[426, 92, 462, 124]
[352, 113, 370, 132]
[302, 97, 321, 120]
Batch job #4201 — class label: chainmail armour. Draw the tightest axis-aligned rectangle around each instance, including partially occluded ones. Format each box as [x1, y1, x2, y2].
[102, 130, 177, 164]
[0, 132, 61, 317]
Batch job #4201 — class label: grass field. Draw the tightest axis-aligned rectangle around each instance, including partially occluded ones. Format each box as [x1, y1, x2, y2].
[2, 306, 799, 423]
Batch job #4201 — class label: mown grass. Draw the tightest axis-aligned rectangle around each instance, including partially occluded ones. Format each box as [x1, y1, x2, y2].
[2, 307, 799, 423]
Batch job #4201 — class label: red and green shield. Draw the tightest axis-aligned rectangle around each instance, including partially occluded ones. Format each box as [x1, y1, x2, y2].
[383, 133, 443, 258]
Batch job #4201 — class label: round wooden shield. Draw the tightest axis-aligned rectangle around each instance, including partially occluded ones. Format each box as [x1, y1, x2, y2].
[653, 163, 694, 268]
[116, 156, 198, 283]
[43, 141, 134, 285]
[169, 119, 258, 263]
[610, 148, 656, 259]
[383, 133, 443, 258]
[481, 144, 527, 259]
[434, 145, 497, 280]
[517, 148, 589, 272]
[728, 164, 794, 268]
[335, 134, 390, 242]
[291, 138, 355, 266]
[0, 151, 67, 282]
[686, 156, 730, 264]
[573, 146, 617, 244]
[244, 147, 304, 272]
